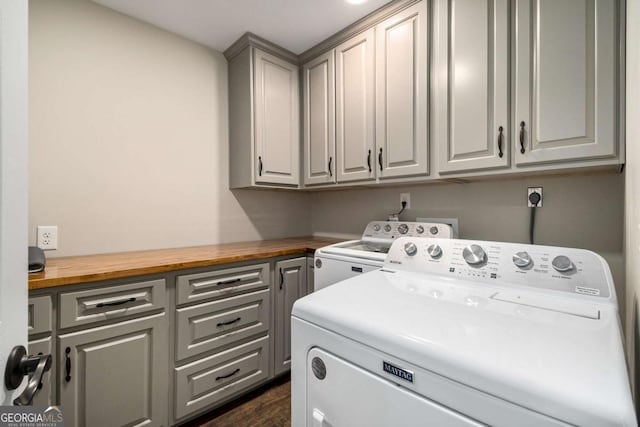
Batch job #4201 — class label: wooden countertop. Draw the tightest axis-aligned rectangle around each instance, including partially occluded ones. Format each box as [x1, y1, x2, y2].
[28, 236, 343, 290]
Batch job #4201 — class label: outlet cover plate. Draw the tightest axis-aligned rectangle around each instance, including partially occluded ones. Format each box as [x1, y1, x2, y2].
[527, 187, 543, 207]
[37, 225, 58, 250]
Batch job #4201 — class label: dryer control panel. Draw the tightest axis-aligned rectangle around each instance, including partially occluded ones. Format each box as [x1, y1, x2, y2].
[385, 237, 615, 302]
[361, 221, 453, 250]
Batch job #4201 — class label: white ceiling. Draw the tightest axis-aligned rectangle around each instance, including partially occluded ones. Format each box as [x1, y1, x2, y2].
[92, 0, 392, 54]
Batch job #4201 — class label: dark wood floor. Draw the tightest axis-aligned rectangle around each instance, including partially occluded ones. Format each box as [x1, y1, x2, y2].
[184, 375, 291, 427]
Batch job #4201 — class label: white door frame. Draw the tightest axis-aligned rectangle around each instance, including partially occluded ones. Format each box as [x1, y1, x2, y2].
[0, 0, 29, 405]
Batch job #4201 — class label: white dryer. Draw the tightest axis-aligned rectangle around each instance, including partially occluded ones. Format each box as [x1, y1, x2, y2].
[314, 221, 454, 291]
[292, 237, 636, 426]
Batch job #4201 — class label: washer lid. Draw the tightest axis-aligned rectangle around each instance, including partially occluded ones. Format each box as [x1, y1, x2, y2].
[293, 270, 634, 426]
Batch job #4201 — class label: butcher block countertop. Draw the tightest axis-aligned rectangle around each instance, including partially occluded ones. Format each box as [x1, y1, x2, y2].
[28, 236, 343, 290]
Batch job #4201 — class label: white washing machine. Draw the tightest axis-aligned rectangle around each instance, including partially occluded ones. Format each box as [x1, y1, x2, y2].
[292, 237, 636, 426]
[314, 221, 454, 291]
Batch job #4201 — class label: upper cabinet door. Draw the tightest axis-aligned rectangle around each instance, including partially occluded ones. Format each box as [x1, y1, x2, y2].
[303, 51, 336, 186]
[434, 0, 509, 173]
[336, 29, 376, 183]
[253, 48, 300, 186]
[376, 1, 429, 179]
[514, 0, 618, 165]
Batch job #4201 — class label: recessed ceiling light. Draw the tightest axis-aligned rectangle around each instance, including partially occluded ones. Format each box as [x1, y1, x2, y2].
[346, 0, 368, 4]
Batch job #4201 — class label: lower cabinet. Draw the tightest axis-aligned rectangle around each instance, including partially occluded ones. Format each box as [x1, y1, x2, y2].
[31, 255, 315, 426]
[274, 257, 308, 376]
[28, 337, 54, 407]
[58, 313, 168, 427]
[307, 256, 315, 294]
[28, 295, 54, 407]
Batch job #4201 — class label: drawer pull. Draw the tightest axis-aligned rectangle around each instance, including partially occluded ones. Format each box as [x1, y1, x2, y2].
[216, 368, 240, 381]
[65, 347, 71, 382]
[367, 149, 372, 172]
[498, 126, 504, 158]
[96, 297, 136, 308]
[217, 278, 241, 286]
[519, 121, 526, 154]
[216, 317, 241, 327]
[279, 268, 284, 290]
[378, 148, 383, 171]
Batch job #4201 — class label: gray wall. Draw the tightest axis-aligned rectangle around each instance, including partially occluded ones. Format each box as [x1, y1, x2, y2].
[28, 0, 311, 257]
[311, 173, 625, 307]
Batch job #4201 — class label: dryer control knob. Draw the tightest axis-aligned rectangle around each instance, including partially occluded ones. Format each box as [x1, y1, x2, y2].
[398, 224, 409, 234]
[552, 255, 573, 272]
[463, 244, 486, 266]
[373, 223, 381, 231]
[429, 226, 439, 235]
[416, 225, 424, 234]
[404, 242, 418, 256]
[384, 224, 392, 232]
[512, 251, 532, 268]
[427, 244, 442, 259]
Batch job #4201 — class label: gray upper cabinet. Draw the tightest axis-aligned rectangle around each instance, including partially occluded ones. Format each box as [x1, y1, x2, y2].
[335, 28, 376, 183]
[227, 36, 300, 188]
[254, 49, 300, 185]
[303, 51, 336, 186]
[274, 257, 307, 376]
[375, 1, 429, 178]
[514, 0, 619, 166]
[434, 0, 510, 173]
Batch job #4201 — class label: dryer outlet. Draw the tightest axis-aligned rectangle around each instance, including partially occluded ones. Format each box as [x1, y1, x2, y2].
[400, 193, 411, 209]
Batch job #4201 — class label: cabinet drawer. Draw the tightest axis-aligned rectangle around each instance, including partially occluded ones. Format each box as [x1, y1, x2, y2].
[174, 335, 269, 420]
[28, 295, 52, 336]
[59, 279, 166, 329]
[176, 289, 270, 361]
[176, 263, 269, 306]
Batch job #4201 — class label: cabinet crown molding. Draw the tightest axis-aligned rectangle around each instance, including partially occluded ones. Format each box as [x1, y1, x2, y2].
[224, 32, 298, 64]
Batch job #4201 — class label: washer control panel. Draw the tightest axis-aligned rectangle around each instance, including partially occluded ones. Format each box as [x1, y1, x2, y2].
[362, 221, 453, 242]
[385, 237, 614, 300]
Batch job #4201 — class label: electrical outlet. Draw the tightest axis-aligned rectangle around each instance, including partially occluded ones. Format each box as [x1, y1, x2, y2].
[527, 187, 543, 207]
[37, 226, 58, 250]
[400, 193, 411, 209]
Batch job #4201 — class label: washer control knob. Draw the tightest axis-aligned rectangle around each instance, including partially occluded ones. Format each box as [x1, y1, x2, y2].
[429, 226, 439, 235]
[463, 244, 487, 266]
[398, 224, 409, 234]
[416, 225, 424, 234]
[552, 255, 573, 272]
[384, 224, 392, 232]
[427, 244, 442, 259]
[512, 251, 532, 268]
[373, 223, 381, 231]
[404, 242, 418, 256]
